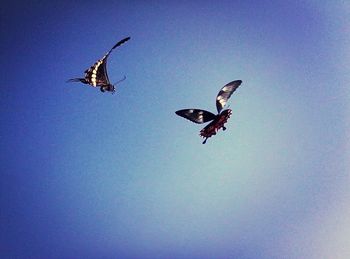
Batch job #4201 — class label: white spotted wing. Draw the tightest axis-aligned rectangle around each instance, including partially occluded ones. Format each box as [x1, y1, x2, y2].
[216, 80, 242, 113]
[175, 109, 216, 124]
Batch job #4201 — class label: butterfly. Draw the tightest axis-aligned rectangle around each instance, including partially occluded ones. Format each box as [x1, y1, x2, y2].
[175, 80, 242, 144]
[67, 37, 130, 93]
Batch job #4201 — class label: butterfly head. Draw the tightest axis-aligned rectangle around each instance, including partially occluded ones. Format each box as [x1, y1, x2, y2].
[100, 84, 116, 93]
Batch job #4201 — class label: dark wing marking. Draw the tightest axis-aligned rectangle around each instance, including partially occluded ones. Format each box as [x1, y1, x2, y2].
[83, 37, 131, 87]
[216, 80, 242, 113]
[99, 37, 131, 63]
[175, 109, 216, 124]
[110, 37, 131, 52]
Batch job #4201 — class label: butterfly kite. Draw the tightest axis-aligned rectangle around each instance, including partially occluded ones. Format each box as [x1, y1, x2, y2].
[67, 37, 130, 93]
[175, 80, 242, 144]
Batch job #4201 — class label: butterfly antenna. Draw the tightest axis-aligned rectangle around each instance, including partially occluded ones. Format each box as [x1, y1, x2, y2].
[114, 75, 126, 86]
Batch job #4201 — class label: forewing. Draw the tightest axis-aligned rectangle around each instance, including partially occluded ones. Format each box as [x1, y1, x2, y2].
[175, 109, 216, 124]
[110, 37, 131, 51]
[216, 80, 242, 113]
[102, 37, 131, 60]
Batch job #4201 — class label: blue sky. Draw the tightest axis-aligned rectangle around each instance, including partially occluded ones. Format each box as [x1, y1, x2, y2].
[1, 1, 349, 258]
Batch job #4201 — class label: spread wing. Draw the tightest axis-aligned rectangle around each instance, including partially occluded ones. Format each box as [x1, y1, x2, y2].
[83, 37, 130, 87]
[216, 80, 242, 113]
[175, 109, 216, 124]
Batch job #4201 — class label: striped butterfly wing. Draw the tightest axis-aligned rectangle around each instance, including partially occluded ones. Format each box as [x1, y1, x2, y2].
[216, 80, 242, 113]
[175, 109, 216, 124]
[84, 58, 109, 87]
[84, 37, 131, 87]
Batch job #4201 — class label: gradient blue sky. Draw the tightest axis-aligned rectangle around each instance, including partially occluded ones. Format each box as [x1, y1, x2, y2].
[1, 1, 349, 258]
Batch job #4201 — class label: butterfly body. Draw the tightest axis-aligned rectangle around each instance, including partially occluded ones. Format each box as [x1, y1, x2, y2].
[67, 37, 130, 93]
[200, 109, 232, 144]
[175, 80, 242, 144]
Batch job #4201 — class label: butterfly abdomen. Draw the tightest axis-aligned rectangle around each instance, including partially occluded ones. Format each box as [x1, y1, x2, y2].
[200, 109, 232, 139]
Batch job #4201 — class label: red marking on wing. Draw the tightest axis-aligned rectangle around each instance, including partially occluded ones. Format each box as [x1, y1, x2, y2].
[200, 109, 232, 139]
